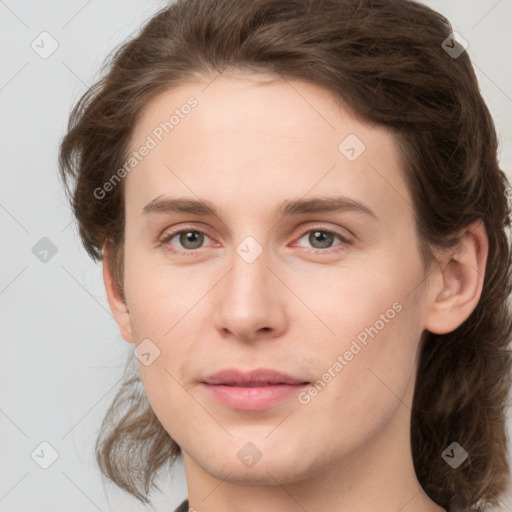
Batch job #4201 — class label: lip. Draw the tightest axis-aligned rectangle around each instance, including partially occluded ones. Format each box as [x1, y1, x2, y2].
[202, 368, 308, 386]
[200, 368, 310, 411]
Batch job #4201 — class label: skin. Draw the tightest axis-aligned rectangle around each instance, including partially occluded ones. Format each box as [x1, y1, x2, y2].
[102, 70, 488, 512]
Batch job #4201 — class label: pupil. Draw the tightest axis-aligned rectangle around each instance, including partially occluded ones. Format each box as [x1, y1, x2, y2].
[181, 231, 203, 249]
[310, 230, 333, 248]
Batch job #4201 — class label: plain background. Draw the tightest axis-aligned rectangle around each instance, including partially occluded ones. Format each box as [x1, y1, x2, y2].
[0, 0, 511, 510]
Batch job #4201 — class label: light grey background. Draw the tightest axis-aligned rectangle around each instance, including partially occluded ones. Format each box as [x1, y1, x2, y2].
[1, 1, 511, 511]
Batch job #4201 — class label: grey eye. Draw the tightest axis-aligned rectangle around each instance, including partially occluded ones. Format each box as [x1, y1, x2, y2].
[173, 230, 206, 250]
[298, 230, 339, 249]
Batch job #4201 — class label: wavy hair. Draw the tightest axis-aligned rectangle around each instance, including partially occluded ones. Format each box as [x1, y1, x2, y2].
[58, 0, 512, 509]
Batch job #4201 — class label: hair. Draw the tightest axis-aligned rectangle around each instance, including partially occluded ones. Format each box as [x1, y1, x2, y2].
[58, 0, 512, 509]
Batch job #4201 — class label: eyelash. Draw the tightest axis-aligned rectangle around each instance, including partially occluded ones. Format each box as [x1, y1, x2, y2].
[158, 225, 353, 256]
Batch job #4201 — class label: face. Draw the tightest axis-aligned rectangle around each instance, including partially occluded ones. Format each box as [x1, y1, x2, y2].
[114, 71, 434, 486]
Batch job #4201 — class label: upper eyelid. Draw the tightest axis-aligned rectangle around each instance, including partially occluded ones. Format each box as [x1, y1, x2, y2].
[296, 223, 353, 240]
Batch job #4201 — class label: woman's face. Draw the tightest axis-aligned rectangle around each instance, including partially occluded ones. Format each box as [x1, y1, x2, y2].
[111, 71, 437, 489]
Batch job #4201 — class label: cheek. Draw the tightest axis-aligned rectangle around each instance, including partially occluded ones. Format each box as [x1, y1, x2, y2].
[123, 246, 204, 336]
[288, 256, 411, 349]
[302, 247, 424, 398]
[123, 251, 210, 404]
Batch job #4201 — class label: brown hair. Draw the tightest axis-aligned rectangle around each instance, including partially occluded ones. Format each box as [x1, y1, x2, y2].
[58, 0, 512, 509]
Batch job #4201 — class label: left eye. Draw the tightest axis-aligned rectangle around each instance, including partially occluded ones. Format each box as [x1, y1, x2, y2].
[295, 228, 350, 251]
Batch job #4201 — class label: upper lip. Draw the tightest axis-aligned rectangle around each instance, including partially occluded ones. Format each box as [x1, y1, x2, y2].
[202, 368, 309, 386]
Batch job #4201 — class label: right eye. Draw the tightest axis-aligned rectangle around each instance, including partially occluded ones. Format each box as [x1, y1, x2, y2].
[159, 228, 215, 254]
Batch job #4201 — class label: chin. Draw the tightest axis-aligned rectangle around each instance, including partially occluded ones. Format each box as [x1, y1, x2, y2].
[189, 442, 317, 485]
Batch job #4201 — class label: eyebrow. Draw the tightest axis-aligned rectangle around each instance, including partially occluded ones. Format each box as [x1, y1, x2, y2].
[142, 195, 379, 221]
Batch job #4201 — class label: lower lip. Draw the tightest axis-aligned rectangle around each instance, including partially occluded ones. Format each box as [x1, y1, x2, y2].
[200, 383, 309, 411]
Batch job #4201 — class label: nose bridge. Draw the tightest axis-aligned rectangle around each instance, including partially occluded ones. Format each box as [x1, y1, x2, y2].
[212, 234, 286, 339]
[226, 237, 272, 302]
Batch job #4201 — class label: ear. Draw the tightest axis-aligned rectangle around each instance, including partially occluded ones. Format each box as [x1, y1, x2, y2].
[424, 219, 488, 335]
[102, 240, 135, 344]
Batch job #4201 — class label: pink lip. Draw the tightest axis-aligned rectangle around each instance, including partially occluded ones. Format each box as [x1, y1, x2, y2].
[200, 368, 309, 411]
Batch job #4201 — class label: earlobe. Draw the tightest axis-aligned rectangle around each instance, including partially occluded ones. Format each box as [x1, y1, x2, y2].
[424, 220, 488, 335]
[102, 240, 135, 344]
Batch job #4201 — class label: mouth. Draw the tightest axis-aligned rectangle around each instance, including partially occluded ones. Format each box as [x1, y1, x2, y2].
[200, 368, 310, 411]
[217, 382, 305, 387]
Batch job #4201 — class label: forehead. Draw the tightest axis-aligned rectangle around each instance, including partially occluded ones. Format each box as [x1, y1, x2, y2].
[124, 71, 412, 222]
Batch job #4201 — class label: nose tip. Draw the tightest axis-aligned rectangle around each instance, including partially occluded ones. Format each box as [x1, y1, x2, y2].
[213, 258, 286, 343]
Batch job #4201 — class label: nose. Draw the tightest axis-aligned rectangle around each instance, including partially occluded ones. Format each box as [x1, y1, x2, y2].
[212, 246, 287, 343]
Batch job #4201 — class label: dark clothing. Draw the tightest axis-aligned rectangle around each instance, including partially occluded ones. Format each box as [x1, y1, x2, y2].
[173, 497, 451, 511]
[174, 498, 189, 512]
